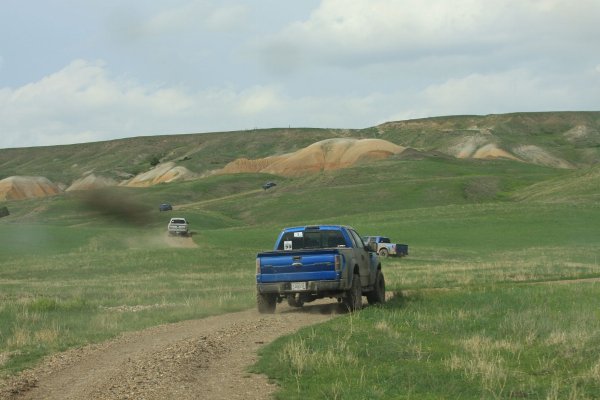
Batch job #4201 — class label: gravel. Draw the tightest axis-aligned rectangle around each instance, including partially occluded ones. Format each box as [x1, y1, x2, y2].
[0, 303, 340, 400]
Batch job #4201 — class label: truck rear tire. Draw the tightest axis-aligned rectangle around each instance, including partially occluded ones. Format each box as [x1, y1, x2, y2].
[342, 273, 362, 312]
[366, 271, 386, 305]
[257, 293, 277, 314]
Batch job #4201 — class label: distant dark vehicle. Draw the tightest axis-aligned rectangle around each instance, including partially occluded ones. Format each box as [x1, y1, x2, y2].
[0, 206, 9, 218]
[262, 182, 277, 190]
[159, 203, 172, 211]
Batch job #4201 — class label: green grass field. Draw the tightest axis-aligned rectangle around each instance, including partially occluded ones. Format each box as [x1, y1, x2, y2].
[1, 154, 599, 398]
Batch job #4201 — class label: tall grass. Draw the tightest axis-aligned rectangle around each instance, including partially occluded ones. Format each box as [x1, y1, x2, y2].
[0, 225, 260, 376]
[1, 153, 599, 398]
[255, 284, 600, 399]
[246, 169, 600, 398]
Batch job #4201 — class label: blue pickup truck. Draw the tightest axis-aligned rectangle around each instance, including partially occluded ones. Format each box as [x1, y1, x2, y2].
[255, 225, 385, 313]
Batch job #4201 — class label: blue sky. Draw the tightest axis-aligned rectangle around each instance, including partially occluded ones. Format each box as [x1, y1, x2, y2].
[1, 0, 599, 148]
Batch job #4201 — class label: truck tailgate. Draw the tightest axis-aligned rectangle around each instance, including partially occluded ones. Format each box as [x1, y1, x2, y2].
[257, 249, 340, 283]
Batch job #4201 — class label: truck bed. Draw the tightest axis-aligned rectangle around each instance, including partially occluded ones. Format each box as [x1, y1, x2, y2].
[256, 249, 341, 283]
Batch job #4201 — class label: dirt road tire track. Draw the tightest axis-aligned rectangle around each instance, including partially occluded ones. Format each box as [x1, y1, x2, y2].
[1, 303, 341, 400]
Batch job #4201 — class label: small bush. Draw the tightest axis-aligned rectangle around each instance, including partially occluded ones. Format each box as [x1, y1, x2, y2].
[149, 155, 162, 166]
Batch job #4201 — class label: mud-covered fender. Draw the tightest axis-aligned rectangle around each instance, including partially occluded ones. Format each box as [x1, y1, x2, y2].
[368, 252, 380, 284]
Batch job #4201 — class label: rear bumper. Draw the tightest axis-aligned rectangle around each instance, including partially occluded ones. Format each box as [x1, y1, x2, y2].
[257, 280, 343, 295]
[168, 228, 189, 234]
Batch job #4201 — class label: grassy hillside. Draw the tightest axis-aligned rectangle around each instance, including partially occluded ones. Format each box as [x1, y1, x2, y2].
[193, 157, 565, 226]
[1, 112, 599, 186]
[1, 112, 600, 398]
[0, 156, 564, 228]
[0, 128, 343, 183]
[376, 112, 600, 155]
[513, 164, 600, 203]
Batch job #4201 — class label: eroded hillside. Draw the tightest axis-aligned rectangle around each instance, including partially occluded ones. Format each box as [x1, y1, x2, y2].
[1, 112, 599, 200]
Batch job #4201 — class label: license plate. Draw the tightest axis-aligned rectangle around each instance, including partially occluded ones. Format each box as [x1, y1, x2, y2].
[291, 282, 307, 291]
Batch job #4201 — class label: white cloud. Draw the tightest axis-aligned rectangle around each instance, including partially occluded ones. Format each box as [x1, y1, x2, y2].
[395, 68, 600, 118]
[106, 2, 249, 45]
[2, 52, 599, 149]
[1, 60, 348, 148]
[1, 60, 195, 147]
[258, 0, 600, 71]
[0, 59, 392, 148]
[203, 4, 249, 31]
[3, 1, 599, 150]
[237, 86, 284, 115]
[421, 70, 550, 114]
[295, 0, 488, 47]
[141, 2, 248, 35]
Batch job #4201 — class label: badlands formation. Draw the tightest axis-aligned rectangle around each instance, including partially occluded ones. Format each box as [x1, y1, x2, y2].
[0, 176, 61, 201]
[0, 137, 574, 201]
[0, 138, 405, 200]
[448, 135, 573, 168]
[221, 138, 406, 176]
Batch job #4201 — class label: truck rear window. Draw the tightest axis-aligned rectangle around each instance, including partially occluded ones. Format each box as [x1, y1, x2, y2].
[276, 230, 347, 250]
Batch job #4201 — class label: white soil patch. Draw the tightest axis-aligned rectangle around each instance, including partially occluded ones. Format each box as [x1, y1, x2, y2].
[121, 162, 197, 187]
[563, 125, 596, 142]
[472, 144, 520, 161]
[448, 136, 519, 161]
[512, 145, 574, 169]
[66, 174, 117, 191]
[0, 352, 10, 368]
[449, 136, 488, 158]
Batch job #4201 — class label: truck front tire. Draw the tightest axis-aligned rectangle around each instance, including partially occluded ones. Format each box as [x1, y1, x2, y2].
[366, 271, 386, 305]
[378, 248, 389, 257]
[257, 292, 277, 314]
[342, 273, 362, 312]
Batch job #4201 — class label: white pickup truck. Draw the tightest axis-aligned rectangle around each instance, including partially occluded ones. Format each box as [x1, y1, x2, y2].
[362, 236, 408, 257]
[167, 217, 189, 236]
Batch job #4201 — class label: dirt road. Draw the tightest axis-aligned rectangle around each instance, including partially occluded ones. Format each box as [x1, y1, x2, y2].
[1, 303, 341, 400]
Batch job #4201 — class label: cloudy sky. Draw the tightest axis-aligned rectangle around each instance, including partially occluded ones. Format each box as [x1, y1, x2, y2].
[1, 0, 599, 149]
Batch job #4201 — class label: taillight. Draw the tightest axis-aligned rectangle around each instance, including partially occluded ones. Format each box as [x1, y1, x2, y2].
[334, 255, 341, 272]
[256, 258, 261, 274]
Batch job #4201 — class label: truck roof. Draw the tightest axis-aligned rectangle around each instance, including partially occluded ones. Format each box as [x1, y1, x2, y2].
[275, 225, 354, 251]
[281, 225, 353, 232]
